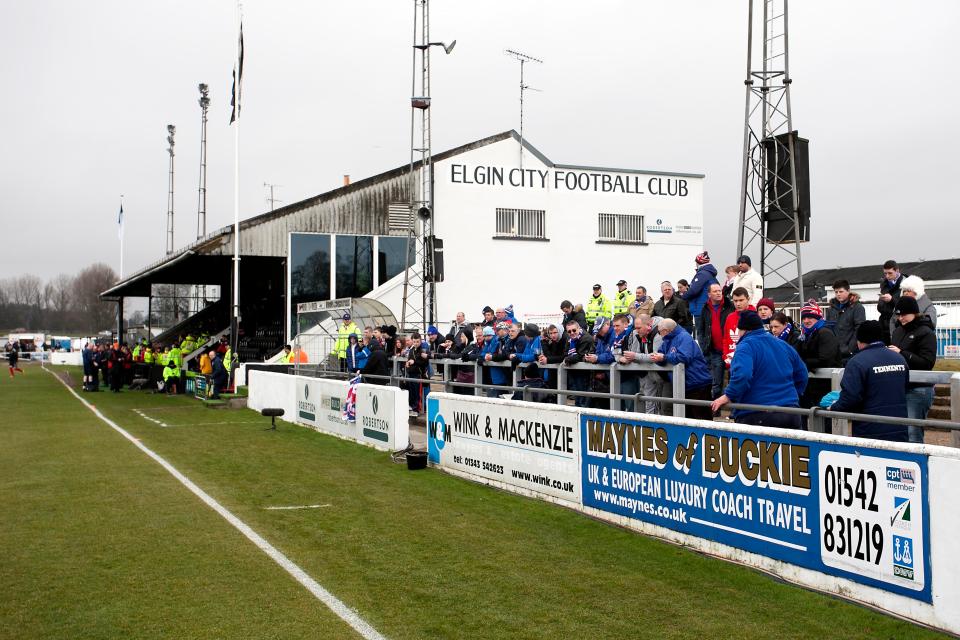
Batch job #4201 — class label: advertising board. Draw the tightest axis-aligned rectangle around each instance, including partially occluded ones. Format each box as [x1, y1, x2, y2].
[295, 377, 356, 440]
[579, 413, 930, 602]
[427, 395, 581, 505]
[355, 384, 409, 450]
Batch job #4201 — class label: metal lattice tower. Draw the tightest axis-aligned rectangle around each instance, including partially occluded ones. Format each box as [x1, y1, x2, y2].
[505, 49, 542, 170]
[401, 0, 454, 334]
[736, 0, 806, 302]
[166, 124, 176, 256]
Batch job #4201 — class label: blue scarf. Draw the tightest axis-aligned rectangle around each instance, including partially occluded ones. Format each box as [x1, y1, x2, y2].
[777, 323, 794, 341]
[800, 318, 825, 340]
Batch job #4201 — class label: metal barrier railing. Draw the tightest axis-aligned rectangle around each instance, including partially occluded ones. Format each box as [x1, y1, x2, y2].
[266, 354, 960, 446]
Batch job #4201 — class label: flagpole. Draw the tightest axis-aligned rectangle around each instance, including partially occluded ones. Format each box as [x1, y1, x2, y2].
[231, 2, 242, 358]
[119, 194, 125, 279]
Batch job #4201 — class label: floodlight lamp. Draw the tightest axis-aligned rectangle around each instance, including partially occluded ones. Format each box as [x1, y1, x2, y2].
[167, 124, 175, 134]
[167, 136, 175, 146]
[198, 83, 208, 93]
[426, 40, 457, 54]
[418, 206, 431, 220]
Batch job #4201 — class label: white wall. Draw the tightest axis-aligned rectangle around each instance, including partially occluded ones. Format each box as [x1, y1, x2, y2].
[246, 370, 297, 422]
[431, 137, 704, 321]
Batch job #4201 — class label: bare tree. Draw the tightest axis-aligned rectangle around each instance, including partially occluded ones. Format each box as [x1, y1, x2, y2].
[73, 263, 118, 332]
[11, 275, 43, 307]
[46, 274, 74, 313]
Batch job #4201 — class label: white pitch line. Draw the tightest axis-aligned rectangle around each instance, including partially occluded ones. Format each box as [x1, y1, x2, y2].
[133, 409, 169, 427]
[265, 504, 332, 511]
[47, 369, 387, 640]
[689, 517, 807, 551]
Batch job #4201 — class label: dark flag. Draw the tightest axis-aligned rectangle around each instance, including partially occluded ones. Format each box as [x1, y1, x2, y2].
[230, 21, 244, 124]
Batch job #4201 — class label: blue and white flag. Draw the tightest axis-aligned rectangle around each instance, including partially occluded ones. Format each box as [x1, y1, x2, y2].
[342, 373, 361, 422]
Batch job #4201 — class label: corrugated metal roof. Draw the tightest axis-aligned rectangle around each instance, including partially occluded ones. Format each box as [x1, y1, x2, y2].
[102, 130, 705, 297]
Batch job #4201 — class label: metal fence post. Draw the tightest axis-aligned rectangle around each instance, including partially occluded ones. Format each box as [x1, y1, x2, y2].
[672, 363, 685, 418]
[831, 369, 851, 437]
[952, 373, 960, 449]
[610, 363, 622, 412]
[558, 365, 568, 406]
[474, 362, 482, 397]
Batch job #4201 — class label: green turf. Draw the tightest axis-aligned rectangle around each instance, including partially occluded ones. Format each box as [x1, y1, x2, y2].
[1, 363, 949, 639]
[0, 365, 361, 640]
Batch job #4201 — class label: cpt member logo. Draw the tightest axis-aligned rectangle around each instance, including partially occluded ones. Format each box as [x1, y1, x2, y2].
[886, 467, 915, 491]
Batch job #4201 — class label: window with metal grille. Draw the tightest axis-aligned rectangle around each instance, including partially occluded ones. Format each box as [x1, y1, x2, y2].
[495, 208, 546, 239]
[598, 213, 645, 243]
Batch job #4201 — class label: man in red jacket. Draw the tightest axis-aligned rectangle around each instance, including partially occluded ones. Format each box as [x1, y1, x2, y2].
[722, 287, 755, 368]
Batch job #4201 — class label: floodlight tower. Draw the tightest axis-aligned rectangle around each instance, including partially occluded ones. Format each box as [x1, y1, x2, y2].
[504, 49, 542, 170]
[736, 0, 809, 302]
[197, 84, 210, 240]
[166, 124, 176, 255]
[400, 0, 455, 334]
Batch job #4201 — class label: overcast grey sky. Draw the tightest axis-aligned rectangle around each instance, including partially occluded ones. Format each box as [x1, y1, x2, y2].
[2, 1, 958, 283]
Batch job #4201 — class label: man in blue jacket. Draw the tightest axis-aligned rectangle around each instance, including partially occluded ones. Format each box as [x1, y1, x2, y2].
[650, 318, 714, 420]
[679, 251, 719, 333]
[711, 310, 808, 429]
[479, 325, 507, 397]
[828, 320, 908, 441]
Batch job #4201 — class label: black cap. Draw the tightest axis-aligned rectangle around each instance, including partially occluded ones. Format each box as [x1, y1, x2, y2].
[523, 323, 539, 338]
[737, 310, 763, 331]
[616, 279, 627, 286]
[856, 320, 883, 344]
[737, 255, 752, 266]
[895, 296, 920, 315]
[593, 283, 602, 289]
[482, 305, 494, 314]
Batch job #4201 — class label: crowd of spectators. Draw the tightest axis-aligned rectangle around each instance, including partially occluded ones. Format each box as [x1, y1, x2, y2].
[80, 333, 235, 398]
[322, 254, 939, 441]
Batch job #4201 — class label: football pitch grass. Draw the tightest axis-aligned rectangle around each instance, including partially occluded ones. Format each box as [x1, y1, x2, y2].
[0, 364, 948, 639]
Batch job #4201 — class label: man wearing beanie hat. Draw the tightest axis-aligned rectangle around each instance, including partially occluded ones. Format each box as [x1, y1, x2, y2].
[756, 297, 776, 331]
[829, 320, 909, 441]
[796, 299, 841, 422]
[733, 254, 765, 306]
[480, 306, 496, 328]
[711, 309, 808, 429]
[679, 250, 719, 326]
[890, 294, 938, 442]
